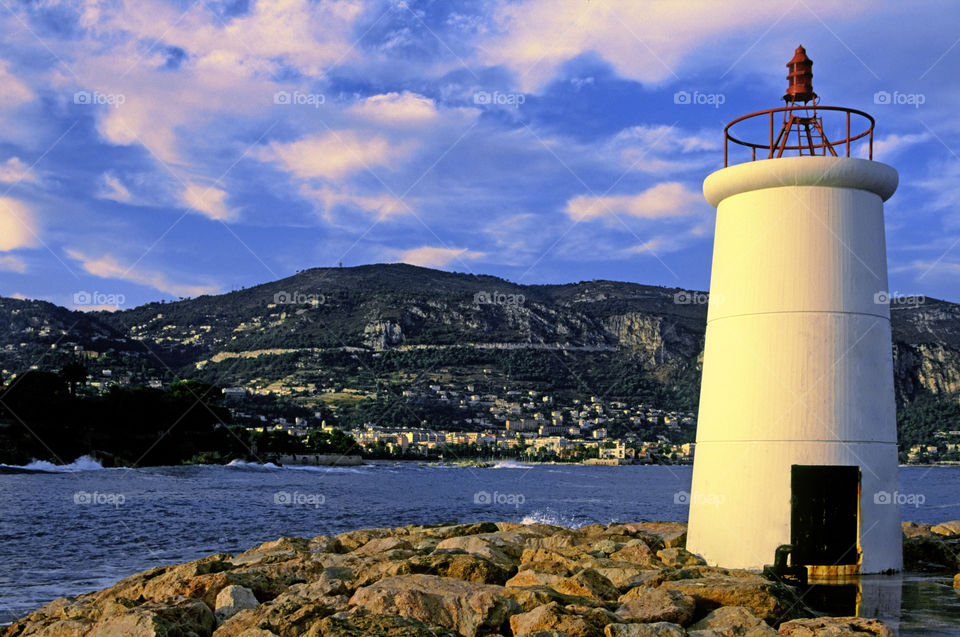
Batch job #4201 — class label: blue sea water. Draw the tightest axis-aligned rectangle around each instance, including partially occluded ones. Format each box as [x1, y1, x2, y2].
[1, 460, 958, 633]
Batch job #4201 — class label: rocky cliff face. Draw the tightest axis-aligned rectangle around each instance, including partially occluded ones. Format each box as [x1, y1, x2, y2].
[890, 299, 960, 403]
[894, 343, 960, 403]
[603, 313, 704, 368]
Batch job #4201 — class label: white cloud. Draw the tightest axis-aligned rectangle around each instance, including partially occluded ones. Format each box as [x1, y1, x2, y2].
[0, 255, 26, 273]
[302, 185, 409, 221]
[891, 258, 960, 280]
[66, 249, 218, 298]
[179, 182, 235, 220]
[916, 161, 960, 214]
[607, 125, 718, 175]
[257, 130, 413, 181]
[347, 91, 441, 125]
[0, 157, 40, 185]
[0, 197, 39, 251]
[26, 0, 374, 222]
[565, 182, 702, 221]
[395, 246, 486, 268]
[0, 59, 33, 109]
[868, 132, 932, 161]
[482, 212, 546, 256]
[477, 0, 857, 91]
[625, 238, 670, 254]
[613, 125, 718, 154]
[97, 172, 133, 203]
[64, 0, 370, 162]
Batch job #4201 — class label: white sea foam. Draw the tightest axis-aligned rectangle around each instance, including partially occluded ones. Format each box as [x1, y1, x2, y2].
[3, 455, 105, 472]
[225, 460, 281, 470]
[520, 509, 589, 528]
[490, 460, 530, 469]
[225, 459, 366, 473]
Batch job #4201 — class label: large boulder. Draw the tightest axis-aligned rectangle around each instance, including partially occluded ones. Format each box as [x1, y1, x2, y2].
[954, 573, 960, 589]
[520, 547, 580, 573]
[620, 522, 687, 549]
[215, 585, 259, 623]
[610, 541, 658, 566]
[506, 570, 566, 589]
[901, 521, 934, 539]
[3, 594, 215, 637]
[615, 587, 696, 625]
[656, 548, 706, 568]
[502, 586, 606, 612]
[532, 532, 588, 551]
[91, 554, 235, 610]
[212, 589, 349, 636]
[434, 533, 525, 569]
[318, 553, 414, 589]
[407, 552, 512, 585]
[930, 520, 960, 537]
[87, 596, 215, 637]
[348, 574, 520, 637]
[231, 537, 311, 565]
[508, 602, 617, 637]
[315, 609, 461, 637]
[553, 569, 620, 601]
[353, 536, 416, 558]
[413, 522, 500, 540]
[335, 527, 402, 552]
[576, 558, 661, 591]
[686, 605, 777, 636]
[659, 575, 800, 623]
[776, 616, 895, 636]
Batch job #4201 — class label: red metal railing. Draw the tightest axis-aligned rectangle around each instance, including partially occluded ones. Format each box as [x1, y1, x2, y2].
[723, 105, 875, 167]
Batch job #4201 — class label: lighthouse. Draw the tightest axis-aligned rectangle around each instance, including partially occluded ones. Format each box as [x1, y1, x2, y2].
[686, 46, 902, 575]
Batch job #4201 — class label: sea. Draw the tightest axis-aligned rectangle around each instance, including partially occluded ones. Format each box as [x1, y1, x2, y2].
[1, 459, 959, 634]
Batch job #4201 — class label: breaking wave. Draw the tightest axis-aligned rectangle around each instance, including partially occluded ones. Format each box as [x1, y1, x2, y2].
[1, 455, 105, 473]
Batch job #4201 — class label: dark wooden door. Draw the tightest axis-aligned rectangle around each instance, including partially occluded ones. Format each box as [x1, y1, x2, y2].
[791, 465, 860, 566]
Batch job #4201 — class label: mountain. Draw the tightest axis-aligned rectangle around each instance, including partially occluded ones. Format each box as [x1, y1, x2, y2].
[1, 263, 958, 424]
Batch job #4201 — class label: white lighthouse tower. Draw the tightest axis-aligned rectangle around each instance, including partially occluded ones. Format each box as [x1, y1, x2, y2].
[686, 46, 902, 575]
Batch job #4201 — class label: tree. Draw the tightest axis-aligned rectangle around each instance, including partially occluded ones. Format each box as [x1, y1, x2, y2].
[60, 361, 88, 396]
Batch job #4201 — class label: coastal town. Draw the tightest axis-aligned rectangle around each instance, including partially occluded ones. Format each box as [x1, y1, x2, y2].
[229, 380, 696, 464]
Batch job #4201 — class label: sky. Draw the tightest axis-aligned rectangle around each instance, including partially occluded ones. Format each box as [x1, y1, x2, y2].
[0, 0, 958, 310]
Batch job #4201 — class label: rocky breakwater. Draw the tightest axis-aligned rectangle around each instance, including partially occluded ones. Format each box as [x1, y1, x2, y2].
[3, 521, 902, 637]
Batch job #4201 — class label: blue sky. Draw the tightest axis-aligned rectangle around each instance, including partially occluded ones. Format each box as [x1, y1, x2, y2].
[0, 0, 958, 310]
